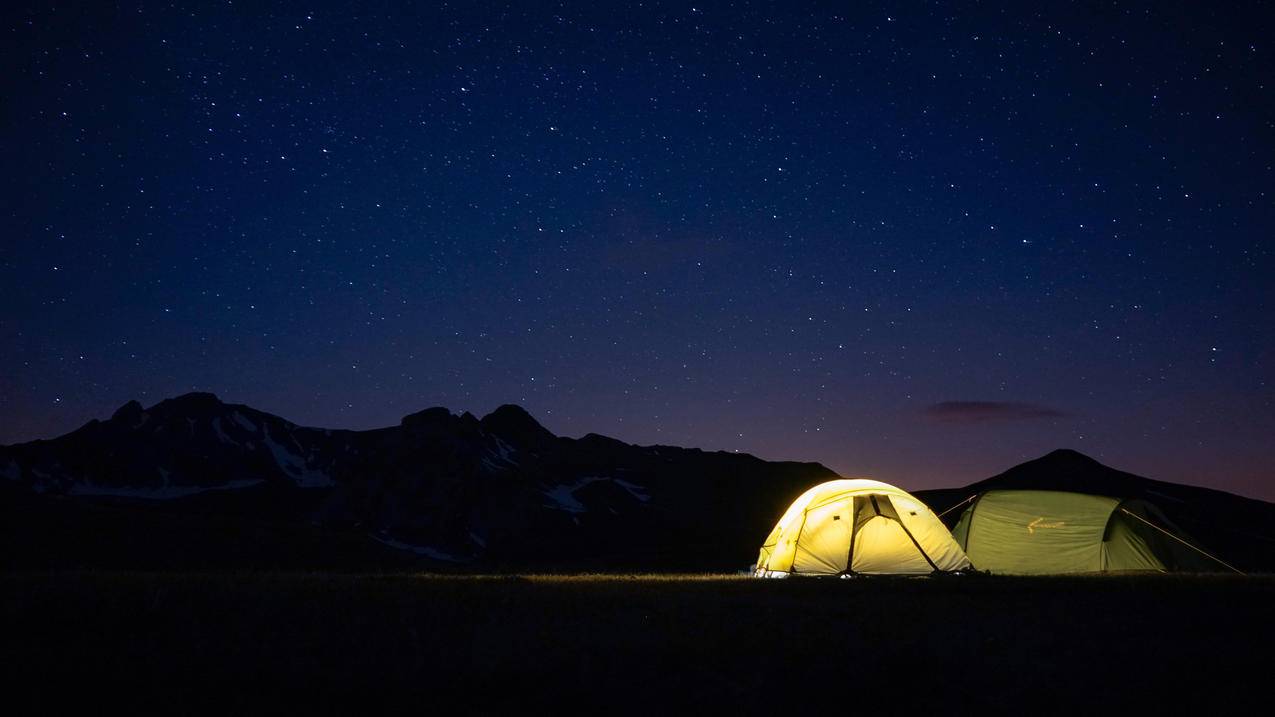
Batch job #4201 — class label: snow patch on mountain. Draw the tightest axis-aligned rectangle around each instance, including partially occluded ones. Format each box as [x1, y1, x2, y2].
[211, 417, 233, 443]
[542, 477, 608, 513]
[262, 425, 333, 487]
[371, 534, 464, 562]
[480, 437, 520, 473]
[614, 478, 651, 502]
[231, 412, 257, 432]
[542, 476, 654, 513]
[492, 436, 518, 464]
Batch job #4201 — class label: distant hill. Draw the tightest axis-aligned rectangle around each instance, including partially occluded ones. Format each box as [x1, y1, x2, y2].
[915, 449, 1275, 573]
[0, 393, 834, 571]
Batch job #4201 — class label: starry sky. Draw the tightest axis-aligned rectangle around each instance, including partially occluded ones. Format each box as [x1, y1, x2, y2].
[3, 2, 1273, 499]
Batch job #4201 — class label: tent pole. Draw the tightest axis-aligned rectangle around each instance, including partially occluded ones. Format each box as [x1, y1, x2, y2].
[843, 501, 858, 576]
[895, 514, 941, 572]
[791, 509, 810, 575]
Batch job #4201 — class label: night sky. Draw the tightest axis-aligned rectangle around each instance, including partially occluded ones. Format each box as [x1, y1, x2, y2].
[4, 3, 1272, 499]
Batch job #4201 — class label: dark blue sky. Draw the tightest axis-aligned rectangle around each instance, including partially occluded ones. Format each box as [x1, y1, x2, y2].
[4, 2, 1272, 499]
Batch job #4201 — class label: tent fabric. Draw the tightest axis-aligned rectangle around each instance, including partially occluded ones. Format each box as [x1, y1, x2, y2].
[755, 479, 972, 576]
[951, 489, 1210, 574]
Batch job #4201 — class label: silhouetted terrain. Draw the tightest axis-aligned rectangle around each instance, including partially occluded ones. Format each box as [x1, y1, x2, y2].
[1, 393, 833, 571]
[4, 394, 1274, 572]
[5, 397, 1275, 712]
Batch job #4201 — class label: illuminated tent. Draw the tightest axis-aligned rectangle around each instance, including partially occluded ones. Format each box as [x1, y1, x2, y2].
[950, 489, 1230, 574]
[754, 479, 972, 576]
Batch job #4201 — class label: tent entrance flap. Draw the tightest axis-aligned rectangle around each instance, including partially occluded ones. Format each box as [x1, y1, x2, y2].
[846, 494, 941, 574]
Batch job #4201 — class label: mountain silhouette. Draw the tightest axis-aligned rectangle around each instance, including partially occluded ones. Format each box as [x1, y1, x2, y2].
[4, 397, 1273, 571]
[0, 393, 835, 570]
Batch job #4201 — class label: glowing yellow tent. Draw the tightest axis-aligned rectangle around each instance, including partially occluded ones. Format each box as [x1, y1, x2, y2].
[754, 479, 972, 576]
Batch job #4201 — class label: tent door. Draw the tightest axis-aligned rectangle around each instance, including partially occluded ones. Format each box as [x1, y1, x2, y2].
[845, 494, 941, 574]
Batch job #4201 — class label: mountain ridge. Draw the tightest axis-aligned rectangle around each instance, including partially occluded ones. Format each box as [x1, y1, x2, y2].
[4, 394, 1273, 572]
[0, 393, 837, 570]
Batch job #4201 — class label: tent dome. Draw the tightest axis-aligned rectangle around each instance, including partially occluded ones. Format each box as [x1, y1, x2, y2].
[755, 479, 972, 576]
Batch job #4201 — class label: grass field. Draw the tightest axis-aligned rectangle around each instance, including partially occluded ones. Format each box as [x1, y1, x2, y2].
[2, 572, 1270, 714]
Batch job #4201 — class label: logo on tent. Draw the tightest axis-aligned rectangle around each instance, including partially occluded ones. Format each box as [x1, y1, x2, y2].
[1027, 517, 1066, 534]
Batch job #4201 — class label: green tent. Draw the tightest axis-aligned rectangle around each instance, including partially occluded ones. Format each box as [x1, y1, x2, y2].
[951, 489, 1228, 574]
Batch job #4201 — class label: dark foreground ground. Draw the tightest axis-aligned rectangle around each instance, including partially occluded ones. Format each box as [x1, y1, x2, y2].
[2, 572, 1271, 715]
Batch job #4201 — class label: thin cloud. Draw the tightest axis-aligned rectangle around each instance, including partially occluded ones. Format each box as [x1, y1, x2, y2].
[924, 401, 1066, 424]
